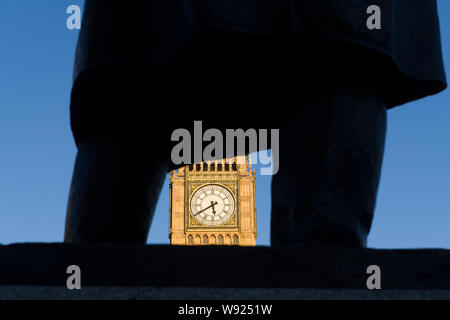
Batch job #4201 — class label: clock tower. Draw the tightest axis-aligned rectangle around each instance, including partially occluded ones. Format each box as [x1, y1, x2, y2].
[169, 155, 257, 246]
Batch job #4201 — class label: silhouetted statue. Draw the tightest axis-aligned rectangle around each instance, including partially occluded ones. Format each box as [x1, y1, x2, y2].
[65, 1, 447, 246]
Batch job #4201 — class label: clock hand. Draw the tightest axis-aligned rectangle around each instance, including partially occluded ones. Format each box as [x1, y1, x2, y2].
[210, 201, 218, 215]
[193, 202, 216, 216]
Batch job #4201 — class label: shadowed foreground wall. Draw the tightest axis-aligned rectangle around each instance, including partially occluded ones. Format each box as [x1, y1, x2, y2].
[1, 244, 450, 299]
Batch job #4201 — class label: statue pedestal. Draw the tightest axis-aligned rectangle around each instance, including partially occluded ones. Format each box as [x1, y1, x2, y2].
[1, 243, 450, 299]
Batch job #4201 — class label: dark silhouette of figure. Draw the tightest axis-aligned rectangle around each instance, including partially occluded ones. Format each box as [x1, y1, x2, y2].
[65, 1, 446, 246]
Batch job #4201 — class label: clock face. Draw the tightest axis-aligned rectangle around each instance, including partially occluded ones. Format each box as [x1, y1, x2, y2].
[190, 184, 235, 225]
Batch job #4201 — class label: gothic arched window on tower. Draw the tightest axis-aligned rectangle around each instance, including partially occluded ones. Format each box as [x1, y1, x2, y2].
[188, 235, 193, 245]
[218, 235, 224, 244]
[233, 235, 239, 245]
[203, 235, 209, 244]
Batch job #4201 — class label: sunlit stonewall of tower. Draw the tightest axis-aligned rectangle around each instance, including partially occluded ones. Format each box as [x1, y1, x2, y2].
[169, 155, 256, 246]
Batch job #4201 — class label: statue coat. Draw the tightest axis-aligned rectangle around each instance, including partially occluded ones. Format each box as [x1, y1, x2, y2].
[70, 0, 447, 146]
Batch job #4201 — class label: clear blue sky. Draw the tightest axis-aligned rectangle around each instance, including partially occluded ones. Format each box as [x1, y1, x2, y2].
[0, 1, 449, 248]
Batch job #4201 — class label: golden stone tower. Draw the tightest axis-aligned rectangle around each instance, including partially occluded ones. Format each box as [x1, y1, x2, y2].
[169, 155, 257, 246]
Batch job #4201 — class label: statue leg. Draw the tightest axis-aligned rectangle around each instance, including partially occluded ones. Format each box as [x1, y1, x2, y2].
[64, 128, 168, 244]
[271, 82, 387, 247]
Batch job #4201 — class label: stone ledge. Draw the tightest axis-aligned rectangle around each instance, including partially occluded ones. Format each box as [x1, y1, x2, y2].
[1, 243, 450, 299]
[2, 286, 450, 300]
